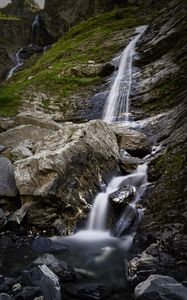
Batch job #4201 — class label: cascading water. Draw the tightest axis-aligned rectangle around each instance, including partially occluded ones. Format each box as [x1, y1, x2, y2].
[6, 48, 24, 80]
[86, 163, 148, 234]
[6, 15, 44, 80]
[103, 26, 147, 124]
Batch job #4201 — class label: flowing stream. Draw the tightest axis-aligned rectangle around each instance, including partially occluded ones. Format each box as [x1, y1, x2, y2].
[103, 25, 147, 124]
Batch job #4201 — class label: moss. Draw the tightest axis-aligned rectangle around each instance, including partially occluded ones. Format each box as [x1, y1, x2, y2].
[0, 5, 156, 116]
[0, 12, 20, 20]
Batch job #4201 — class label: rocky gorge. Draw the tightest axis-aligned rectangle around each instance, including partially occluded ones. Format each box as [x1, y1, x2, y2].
[0, 0, 186, 299]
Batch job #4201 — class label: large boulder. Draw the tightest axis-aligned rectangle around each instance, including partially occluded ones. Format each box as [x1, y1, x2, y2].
[110, 125, 150, 158]
[134, 274, 187, 300]
[14, 120, 119, 230]
[0, 157, 17, 197]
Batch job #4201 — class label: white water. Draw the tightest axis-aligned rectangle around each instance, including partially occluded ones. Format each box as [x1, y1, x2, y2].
[6, 48, 24, 80]
[103, 26, 147, 124]
[86, 163, 148, 235]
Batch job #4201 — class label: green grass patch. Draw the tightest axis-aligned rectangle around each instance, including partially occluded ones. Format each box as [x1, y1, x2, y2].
[0, 5, 156, 116]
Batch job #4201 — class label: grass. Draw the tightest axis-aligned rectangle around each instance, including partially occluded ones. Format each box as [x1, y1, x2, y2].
[0, 12, 20, 20]
[0, 5, 156, 116]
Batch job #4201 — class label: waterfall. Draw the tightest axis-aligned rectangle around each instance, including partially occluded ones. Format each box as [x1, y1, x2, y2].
[103, 26, 147, 124]
[6, 48, 24, 80]
[87, 163, 148, 232]
[31, 14, 40, 45]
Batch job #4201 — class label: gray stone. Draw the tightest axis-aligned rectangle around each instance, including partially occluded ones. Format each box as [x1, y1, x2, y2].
[0, 157, 17, 197]
[23, 265, 61, 300]
[0, 209, 6, 229]
[134, 274, 187, 300]
[6, 202, 32, 227]
[14, 120, 119, 230]
[34, 254, 76, 281]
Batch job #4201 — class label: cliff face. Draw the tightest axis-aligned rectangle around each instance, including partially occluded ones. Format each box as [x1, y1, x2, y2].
[44, 0, 170, 37]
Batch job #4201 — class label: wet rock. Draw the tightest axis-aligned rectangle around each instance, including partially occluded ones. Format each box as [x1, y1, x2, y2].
[110, 125, 150, 158]
[34, 254, 76, 281]
[119, 156, 143, 174]
[0, 294, 12, 300]
[22, 265, 61, 300]
[0, 209, 6, 229]
[0, 157, 17, 197]
[113, 204, 139, 237]
[53, 219, 66, 236]
[65, 283, 112, 300]
[14, 120, 119, 230]
[32, 236, 67, 254]
[134, 274, 187, 300]
[109, 186, 136, 216]
[14, 286, 41, 300]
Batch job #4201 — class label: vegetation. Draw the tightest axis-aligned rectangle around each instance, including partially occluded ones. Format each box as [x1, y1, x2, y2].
[0, 5, 155, 116]
[0, 11, 20, 20]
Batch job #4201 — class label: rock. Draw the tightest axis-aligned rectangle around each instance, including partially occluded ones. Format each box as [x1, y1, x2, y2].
[32, 236, 67, 253]
[119, 156, 143, 174]
[53, 219, 66, 236]
[65, 283, 112, 300]
[0, 294, 12, 300]
[33, 254, 76, 281]
[14, 287, 41, 300]
[15, 112, 60, 131]
[0, 157, 17, 197]
[134, 274, 187, 300]
[0, 278, 17, 293]
[0, 125, 53, 150]
[11, 283, 21, 293]
[10, 144, 33, 160]
[0, 209, 6, 229]
[109, 186, 136, 216]
[14, 120, 119, 229]
[0, 145, 6, 153]
[110, 125, 150, 158]
[22, 265, 61, 300]
[6, 202, 32, 229]
[113, 204, 139, 237]
[128, 243, 178, 287]
[0, 118, 14, 132]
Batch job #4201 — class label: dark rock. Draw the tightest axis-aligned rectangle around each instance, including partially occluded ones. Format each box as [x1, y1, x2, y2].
[65, 283, 112, 300]
[0, 294, 12, 300]
[113, 204, 139, 237]
[22, 265, 61, 300]
[6, 202, 32, 229]
[0, 209, 6, 229]
[0, 157, 17, 197]
[134, 274, 187, 300]
[100, 63, 115, 77]
[14, 286, 41, 300]
[0, 278, 17, 293]
[32, 236, 67, 253]
[119, 156, 143, 174]
[33, 254, 76, 281]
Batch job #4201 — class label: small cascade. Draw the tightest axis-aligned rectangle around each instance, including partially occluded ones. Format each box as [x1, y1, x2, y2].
[86, 163, 148, 234]
[103, 26, 147, 124]
[6, 48, 24, 80]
